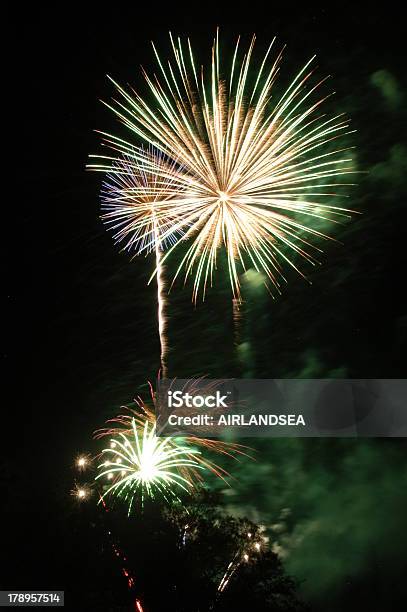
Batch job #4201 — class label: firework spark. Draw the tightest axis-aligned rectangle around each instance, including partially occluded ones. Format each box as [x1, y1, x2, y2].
[71, 483, 92, 502]
[89, 31, 356, 301]
[75, 453, 92, 471]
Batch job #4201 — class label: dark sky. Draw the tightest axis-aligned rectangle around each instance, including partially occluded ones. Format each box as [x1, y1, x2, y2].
[4, 5, 407, 610]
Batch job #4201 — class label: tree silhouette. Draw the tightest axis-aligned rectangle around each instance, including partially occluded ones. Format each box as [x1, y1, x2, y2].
[108, 493, 307, 611]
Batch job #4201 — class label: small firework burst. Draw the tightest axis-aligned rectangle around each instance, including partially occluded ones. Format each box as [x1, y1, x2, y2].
[100, 147, 188, 255]
[95, 417, 204, 514]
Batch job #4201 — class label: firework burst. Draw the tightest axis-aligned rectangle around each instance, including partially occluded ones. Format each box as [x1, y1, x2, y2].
[94, 385, 252, 514]
[89, 31, 356, 301]
[100, 148, 187, 255]
[95, 416, 205, 514]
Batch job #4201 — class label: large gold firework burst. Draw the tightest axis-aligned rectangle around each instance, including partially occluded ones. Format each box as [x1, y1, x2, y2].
[90, 32, 356, 300]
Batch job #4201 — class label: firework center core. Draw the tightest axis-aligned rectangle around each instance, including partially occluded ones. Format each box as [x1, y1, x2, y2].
[217, 191, 230, 203]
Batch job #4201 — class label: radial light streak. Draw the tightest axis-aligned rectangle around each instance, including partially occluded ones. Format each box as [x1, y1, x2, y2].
[89, 32, 356, 301]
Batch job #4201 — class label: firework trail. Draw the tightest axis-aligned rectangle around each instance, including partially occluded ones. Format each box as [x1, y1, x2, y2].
[90, 31, 356, 302]
[215, 529, 265, 608]
[154, 219, 167, 376]
[232, 297, 242, 348]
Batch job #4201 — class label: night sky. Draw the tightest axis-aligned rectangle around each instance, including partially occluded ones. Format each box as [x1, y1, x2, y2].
[4, 6, 407, 611]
